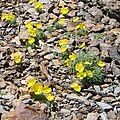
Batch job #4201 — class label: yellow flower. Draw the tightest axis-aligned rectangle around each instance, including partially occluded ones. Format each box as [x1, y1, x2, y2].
[28, 0, 37, 4]
[34, 22, 42, 29]
[43, 86, 52, 94]
[97, 60, 106, 67]
[1, 13, 7, 21]
[73, 17, 79, 22]
[79, 42, 85, 49]
[6, 12, 15, 21]
[60, 7, 69, 15]
[34, 2, 44, 10]
[70, 82, 81, 92]
[59, 45, 68, 53]
[28, 28, 37, 37]
[26, 76, 36, 87]
[69, 53, 77, 61]
[58, 18, 64, 24]
[1, 12, 15, 22]
[28, 37, 35, 44]
[84, 61, 92, 65]
[76, 72, 86, 79]
[86, 70, 93, 77]
[75, 63, 84, 72]
[59, 39, 69, 46]
[45, 93, 54, 101]
[25, 21, 33, 29]
[64, 59, 71, 67]
[75, 23, 85, 30]
[31, 83, 43, 95]
[11, 51, 22, 64]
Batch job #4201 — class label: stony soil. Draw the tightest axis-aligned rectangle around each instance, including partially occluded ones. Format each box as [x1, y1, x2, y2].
[0, 0, 120, 120]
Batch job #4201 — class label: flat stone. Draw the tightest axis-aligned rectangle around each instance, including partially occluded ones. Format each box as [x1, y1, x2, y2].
[86, 113, 99, 120]
[96, 102, 113, 110]
[60, 109, 70, 116]
[114, 87, 120, 96]
[44, 53, 54, 60]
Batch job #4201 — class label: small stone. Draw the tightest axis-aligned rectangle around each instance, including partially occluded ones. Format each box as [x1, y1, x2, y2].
[44, 53, 54, 60]
[94, 85, 101, 93]
[60, 109, 70, 116]
[68, 10, 76, 17]
[99, 112, 108, 120]
[108, 110, 116, 120]
[96, 102, 113, 110]
[2, 94, 14, 100]
[86, 113, 98, 120]
[52, 59, 61, 67]
[0, 75, 6, 88]
[114, 87, 120, 96]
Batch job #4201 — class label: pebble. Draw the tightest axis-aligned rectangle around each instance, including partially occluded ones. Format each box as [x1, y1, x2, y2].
[96, 102, 113, 110]
[86, 112, 98, 120]
[60, 108, 71, 116]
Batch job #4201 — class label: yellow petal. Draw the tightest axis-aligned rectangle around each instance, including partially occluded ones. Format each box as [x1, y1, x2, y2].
[97, 60, 106, 67]
[58, 18, 64, 24]
[59, 39, 69, 46]
[45, 93, 54, 101]
[75, 63, 84, 72]
[64, 59, 71, 67]
[69, 53, 77, 61]
[71, 82, 81, 92]
[60, 7, 69, 15]
[79, 42, 85, 49]
[28, 37, 35, 44]
[43, 86, 52, 94]
[27, 76, 36, 87]
[76, 72, 86, 79]
[59, 45, 68, 53]
[34, 2, 44, 10]
[28, 0, 37, 4]
[86, 70, 93, 77]
[73, 17, 79, 22]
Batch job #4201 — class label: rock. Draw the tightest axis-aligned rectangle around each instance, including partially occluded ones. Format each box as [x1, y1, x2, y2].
[78, 2, 85, 8]
[86, 113, 98, 120]
[99, 112, 108, 120]
[96, 102, 113, 110]
[114, 87, 120, 96]
[27, 8, 39, 18]
[0, 75, 6, 88]
[40, 13, 49, 23]
[2, 94, 15, 100]
[44, 53, 54, 60]
[10, 36, 21, 46]
[94, 85, 101, 93]
[68, 10, 76, 17]
[52, 59, 61, 67]
[108, 110, 116, 120]
[90, 47, 100, 56]
[60, 109, 70, 116]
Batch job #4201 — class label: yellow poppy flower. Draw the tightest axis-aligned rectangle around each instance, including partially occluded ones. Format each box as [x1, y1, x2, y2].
[76, 72, 86, 79]
[28, 37, 35, 44]
[6, 12, 15, 21]
[28, 28, 37, 37]
[31, 83, 43, 95]
[11, 51, 22, 64]
[64, 59, 71, 67]
[97, 60, 106, 67]
[45, 93, 54, 101]
[43, 86, 52, 94]
[58, 18, 64, 24]
[25, 21, 33, 29]
[70, 82, 81, 92]
[27, 76, 36, 87]
[59, 39, 69, 46]
[69, 53, 77, 61]
[59, 45, 68, 53]
[60, 7, 69, 15]
[75, 23, 85, 30]
[73, 17, 79, 22]
[75, 63, 84, 72]
[34, 2, 44, 10]
[86, 70, 93, 77]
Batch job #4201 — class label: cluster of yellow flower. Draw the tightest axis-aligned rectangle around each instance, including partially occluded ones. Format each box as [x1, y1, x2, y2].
[28, 0, 44, 11]
[60, 6, 69, 15]
[25, 20, 42, 44]
[1, 12, 15, 23]
[58, 38, 69, 53]
[27, 76, 54, 101]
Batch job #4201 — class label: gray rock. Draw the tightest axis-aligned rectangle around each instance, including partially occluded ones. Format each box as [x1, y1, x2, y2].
[108, 110, 116, 120]
[86, 113, 98, 120]
[0, 75, 6, 88]
[94, 85, 101, 93]
[44, 53, 54, 60]
[2, 94, 15, 100]
[60, 108, 70, 116]
[99, 112, 108, 120]
[114, 87, 120, 96]
[96, 102, 113, 110]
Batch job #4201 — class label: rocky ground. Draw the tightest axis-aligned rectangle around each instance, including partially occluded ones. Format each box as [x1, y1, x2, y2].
[0, 0, 120, 120]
